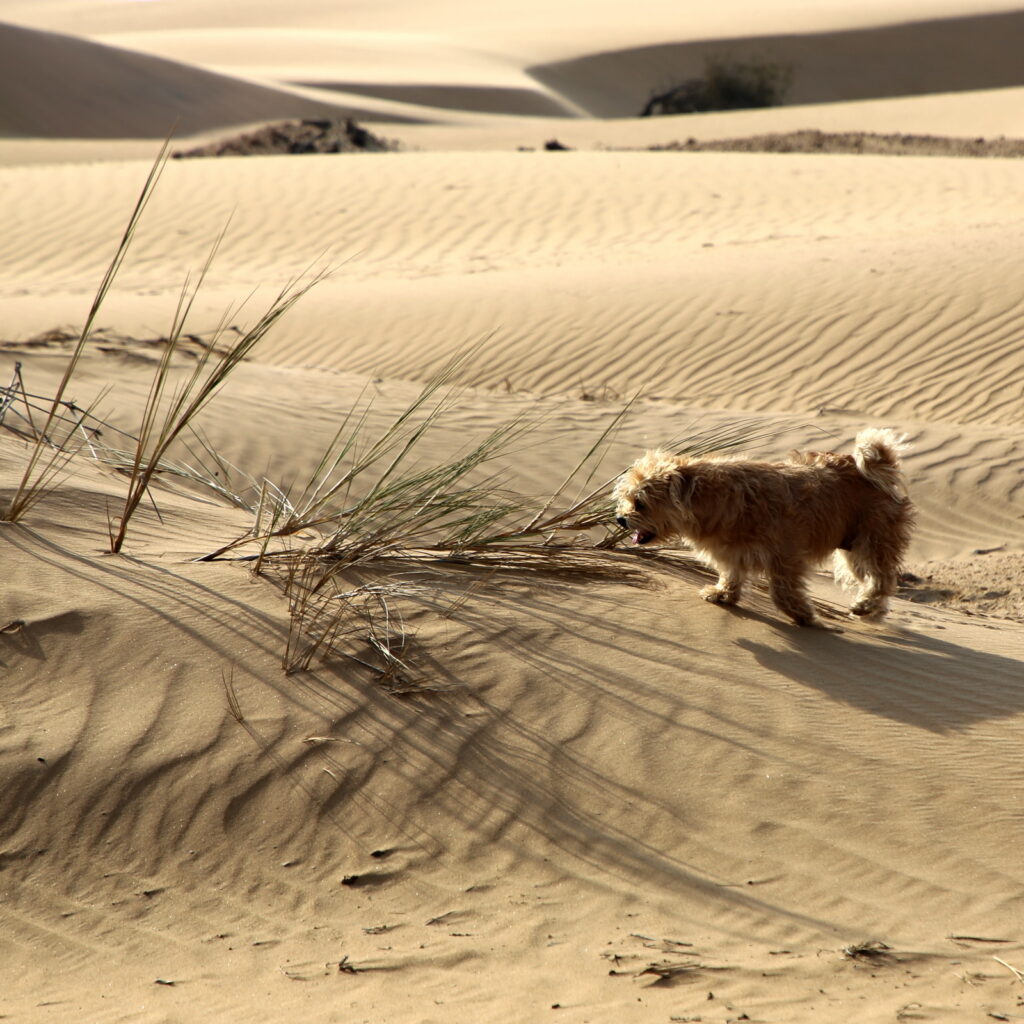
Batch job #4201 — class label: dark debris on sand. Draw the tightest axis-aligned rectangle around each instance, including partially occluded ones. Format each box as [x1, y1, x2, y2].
[173, 118, 397, 158]
[652, 129, 1024, 158]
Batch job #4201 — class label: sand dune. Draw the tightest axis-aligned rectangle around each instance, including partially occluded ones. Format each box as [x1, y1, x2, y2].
[91, 28, 586, 118]
[3, 415, 1023, 1022]
[3, 149, 1023, 434]
[6, 4, 1024, 129]
[0, 20, 385, 138]
[531, 9, 1024, 117]
[1, 1, 1023, 1021]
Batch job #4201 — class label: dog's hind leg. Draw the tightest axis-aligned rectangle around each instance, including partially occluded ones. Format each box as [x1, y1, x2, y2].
[846, 552, 898, 621]
[767, 559, 820, 627]
[701, 566, 745, 606]
[834, 550, 890, 619]
[839, 520, 906, 621]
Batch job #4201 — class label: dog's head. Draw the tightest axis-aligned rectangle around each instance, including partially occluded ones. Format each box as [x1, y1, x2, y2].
[612, 449, 694, 546]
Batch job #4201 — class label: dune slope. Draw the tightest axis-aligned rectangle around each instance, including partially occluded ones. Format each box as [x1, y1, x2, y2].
[530, 9, 1024, 117]
[2, 420, 1023, 1022]
[0, 20, 386, 138]
[3, 150, 1023, 434]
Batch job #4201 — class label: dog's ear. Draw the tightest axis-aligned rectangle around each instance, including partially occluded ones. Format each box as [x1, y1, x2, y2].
[669, 466, 695, 506]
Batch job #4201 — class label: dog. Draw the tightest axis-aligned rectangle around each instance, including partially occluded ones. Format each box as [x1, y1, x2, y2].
[613, 428, 915, 626]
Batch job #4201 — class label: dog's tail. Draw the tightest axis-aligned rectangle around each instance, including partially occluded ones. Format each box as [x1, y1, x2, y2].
[853, 427, 911, 501]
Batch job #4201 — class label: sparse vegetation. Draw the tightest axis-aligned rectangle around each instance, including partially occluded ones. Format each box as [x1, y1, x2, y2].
[842, 939, 895, 962]
[1, 329, 769, 677]
[0, 140, 329, 551]
[173, 118, 397, 158]
[0, 140, 171, 524]
[651, 129, 1024, 158]
[641, 54, 793, 117]
[0, 143, 769, 679]
[104, 257, 329, 554]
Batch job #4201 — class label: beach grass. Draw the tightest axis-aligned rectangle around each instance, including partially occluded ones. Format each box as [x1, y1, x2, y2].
[1, 139, 172, 523]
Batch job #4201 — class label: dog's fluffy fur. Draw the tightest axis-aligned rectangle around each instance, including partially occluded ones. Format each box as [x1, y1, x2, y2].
[613, 428, 915, 626]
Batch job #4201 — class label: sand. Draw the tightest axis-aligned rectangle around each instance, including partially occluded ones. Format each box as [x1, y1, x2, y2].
[1, 2, 1023, 1022]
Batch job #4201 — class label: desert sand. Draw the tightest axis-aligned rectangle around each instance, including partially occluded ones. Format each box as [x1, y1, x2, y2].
[1, 2, 1023, 1022]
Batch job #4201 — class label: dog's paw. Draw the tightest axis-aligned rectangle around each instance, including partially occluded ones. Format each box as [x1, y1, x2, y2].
[701, 585, 738, 606]
[849, 599, 887, 621]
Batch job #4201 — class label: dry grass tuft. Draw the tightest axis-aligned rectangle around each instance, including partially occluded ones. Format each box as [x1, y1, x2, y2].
[105, 256, 329, 553]
[182, 362, 773, 676]
[0, 139, 328, 548]
[1, 140, 172, 522]
[842, 939, 895, 962]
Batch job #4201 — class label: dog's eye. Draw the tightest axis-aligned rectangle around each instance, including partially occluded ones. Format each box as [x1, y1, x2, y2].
[634, 500, 646, 514]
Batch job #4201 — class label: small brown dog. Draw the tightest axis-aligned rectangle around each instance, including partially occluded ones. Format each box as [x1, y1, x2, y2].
[613, 428, 915, 626]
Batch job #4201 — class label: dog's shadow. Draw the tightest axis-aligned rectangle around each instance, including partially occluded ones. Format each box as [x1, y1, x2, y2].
[736, 620, 1024, 733]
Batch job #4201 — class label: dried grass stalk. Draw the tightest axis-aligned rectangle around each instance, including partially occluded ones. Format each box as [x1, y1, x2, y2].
[2, 140, 171, 521]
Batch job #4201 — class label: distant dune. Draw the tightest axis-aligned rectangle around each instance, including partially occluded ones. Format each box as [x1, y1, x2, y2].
[0, 20, 392, 137]
[529, 9, 1024, 116]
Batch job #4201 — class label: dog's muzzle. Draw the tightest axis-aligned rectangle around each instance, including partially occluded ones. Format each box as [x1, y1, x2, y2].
[616, 515, 656, 545]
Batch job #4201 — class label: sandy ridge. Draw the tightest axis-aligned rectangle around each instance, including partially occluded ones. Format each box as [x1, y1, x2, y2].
[2, 439, 1023, 1021]
[4, 150, 1023, 430]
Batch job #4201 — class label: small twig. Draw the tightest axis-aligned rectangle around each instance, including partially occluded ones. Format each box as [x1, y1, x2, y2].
[425, 912, 459, 926]
[636, 960, 703, 982]
[843, 940, 893, 961]
[76, 418, 102, 459]
[994, 955, 1024, 983]
[0, 362, 21, 425]
[16, 362, 42, 440]
[222, 666, 244, 723]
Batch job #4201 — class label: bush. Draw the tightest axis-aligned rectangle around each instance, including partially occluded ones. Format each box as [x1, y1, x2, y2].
[641, 55, 793, 117]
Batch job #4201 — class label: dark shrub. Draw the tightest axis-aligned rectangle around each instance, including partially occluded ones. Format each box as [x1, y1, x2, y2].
[641, 55, 793, 117]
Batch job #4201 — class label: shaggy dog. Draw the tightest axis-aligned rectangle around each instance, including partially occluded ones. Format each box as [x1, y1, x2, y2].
[613, 428, 915, 626]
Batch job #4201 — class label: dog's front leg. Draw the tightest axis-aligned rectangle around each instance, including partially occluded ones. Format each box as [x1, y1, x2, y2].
[700, 568, 745, 606]
[767, 562, 820, 627]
